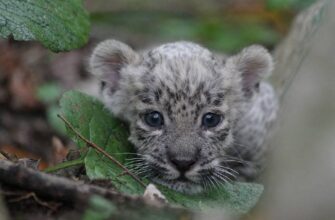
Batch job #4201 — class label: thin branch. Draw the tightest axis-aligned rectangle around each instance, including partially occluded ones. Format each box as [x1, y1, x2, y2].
[8, 192, 60, 212]
[0, 150, 17, 161]
[44, 157, 85, 173]
[57, 114, 146, 188]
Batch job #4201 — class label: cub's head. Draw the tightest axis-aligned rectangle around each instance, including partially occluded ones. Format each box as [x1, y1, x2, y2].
[90, 40, 273, 194]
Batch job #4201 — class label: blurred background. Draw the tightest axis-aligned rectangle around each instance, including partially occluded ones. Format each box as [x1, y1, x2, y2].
[1, 0, 334, 219]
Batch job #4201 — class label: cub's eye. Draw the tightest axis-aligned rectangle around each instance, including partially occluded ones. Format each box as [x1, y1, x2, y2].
[202, 113, 222, 128]
[144, 111, 164, 128]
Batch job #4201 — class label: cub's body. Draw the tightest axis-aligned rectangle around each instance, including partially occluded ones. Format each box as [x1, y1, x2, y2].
[90, 40, 278, 194]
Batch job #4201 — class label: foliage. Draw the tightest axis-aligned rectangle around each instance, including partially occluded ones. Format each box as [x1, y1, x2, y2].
[37, 83, 66, 134]
[37, 83, 62, 104]
[0, 0, 90, 52]
[267, 0, 317, 10]
[91, 12, 279, 53]
[60, 90, 264, 214]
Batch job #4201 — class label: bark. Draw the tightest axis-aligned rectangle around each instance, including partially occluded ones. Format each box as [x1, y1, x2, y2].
[0, 160, 190, 219]
[0, 159, 141, 206]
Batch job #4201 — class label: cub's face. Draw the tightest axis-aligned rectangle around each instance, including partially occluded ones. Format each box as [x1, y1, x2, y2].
[90, 40, 273, 194]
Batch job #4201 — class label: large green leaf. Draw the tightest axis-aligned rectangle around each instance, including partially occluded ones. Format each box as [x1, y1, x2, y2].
[60, 90, 264, 214]
[60, 91, 141, 195]
[0, 0, 89, 52]
[160, 182, 263, 214]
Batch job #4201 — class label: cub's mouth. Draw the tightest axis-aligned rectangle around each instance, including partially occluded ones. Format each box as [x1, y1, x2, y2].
[127, 155, 238, 194]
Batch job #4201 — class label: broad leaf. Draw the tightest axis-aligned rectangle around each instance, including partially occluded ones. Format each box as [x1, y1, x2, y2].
[60, 90, 263, 214]
[0, 0, 89, 52]
[160, 182, 263, 214]
[84, 195, 191, 220]
[60, 91, 141, 194]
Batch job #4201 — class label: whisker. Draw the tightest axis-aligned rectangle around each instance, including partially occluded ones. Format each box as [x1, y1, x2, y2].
[217, 165, 239, 175]
[125, 156, 147, 161]
[214, 170, 233, 182]
[201, 176, 209, 190]
[216, 170, 236, 180]
[213, 173, 229, 185]
[207, 175, 217, 189]
[220, 155, 252, 165]
[216, 167, 238, 178]
[209, 175, 221, 188]
[124, 157, 147, 165]
[110, 152, 145, 156]
[124, 160, 146, 166]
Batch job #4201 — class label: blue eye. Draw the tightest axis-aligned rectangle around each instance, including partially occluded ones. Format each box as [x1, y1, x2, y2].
[144, 111, 164, 128]
[202, 113, 222, 128]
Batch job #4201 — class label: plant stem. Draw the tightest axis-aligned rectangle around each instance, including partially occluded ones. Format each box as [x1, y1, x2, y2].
[44, 157, 85, 173]
[57, 114, 147, 188]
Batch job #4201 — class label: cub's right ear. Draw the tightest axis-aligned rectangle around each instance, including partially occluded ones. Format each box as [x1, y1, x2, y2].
[89, 40, 139, 91]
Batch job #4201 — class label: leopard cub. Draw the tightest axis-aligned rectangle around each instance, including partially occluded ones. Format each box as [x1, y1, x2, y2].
[89, 40, 278, 194]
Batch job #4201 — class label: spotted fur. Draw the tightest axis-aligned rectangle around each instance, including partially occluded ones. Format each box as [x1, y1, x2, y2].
[89, 40, 278, 194]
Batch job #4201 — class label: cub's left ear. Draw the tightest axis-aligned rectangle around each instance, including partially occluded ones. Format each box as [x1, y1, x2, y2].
[230, 45, 273, 97]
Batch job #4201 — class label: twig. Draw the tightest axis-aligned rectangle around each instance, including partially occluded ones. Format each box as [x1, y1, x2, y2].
[44, 157, 84, 173]
[57, 114, 146, 188]
[8, 192, 60, 212]
[0, 150, 17, 161]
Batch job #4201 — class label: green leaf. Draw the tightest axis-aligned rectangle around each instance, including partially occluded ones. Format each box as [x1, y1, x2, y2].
[36, 83, 67, 134]
[60, 90, 142, 195]
[37, 83, 62, 104]
[0, 0, 90, 52]
[60, 90, 264, 214]
[159, 182, 263, 214]
[47, 105, 67, 135]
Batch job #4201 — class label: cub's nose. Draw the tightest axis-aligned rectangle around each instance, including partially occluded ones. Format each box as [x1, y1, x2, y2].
[170, 158, 196, 173]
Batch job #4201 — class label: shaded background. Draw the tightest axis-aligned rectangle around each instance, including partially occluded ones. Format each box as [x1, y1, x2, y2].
[261, 1, 335, 219]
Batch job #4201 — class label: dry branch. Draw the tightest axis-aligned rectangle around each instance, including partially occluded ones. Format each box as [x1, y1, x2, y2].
[0, 160, 190, 218]
[0, 159, 141, 206]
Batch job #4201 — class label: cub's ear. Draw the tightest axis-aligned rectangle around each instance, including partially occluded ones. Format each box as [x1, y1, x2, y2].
[89, 40, 139, 91]
[229, 45, 273, 97]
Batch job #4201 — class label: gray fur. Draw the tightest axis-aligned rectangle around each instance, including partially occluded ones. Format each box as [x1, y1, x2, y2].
[90, 40, 278, 194]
